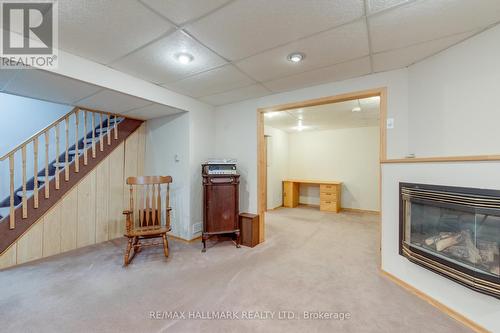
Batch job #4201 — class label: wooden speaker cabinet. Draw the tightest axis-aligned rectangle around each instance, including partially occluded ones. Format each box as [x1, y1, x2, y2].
[239, 213, 260, 247]
[202, 167, 240, 252]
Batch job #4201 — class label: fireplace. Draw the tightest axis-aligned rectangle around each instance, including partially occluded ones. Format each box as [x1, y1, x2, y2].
[399, 183, 500, 298]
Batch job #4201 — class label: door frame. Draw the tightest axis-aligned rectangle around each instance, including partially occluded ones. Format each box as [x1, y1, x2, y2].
[256, 87, 388, 244]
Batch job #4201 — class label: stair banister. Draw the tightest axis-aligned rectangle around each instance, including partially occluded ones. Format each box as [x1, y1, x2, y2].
[0, 107, 125, 230]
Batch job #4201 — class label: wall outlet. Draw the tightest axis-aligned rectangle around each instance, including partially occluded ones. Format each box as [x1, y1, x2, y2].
[192, 222, 202, 234]
[386, 118, 394, 129]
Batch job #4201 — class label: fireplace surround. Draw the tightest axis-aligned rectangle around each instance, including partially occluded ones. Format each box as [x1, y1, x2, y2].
[399, 183, 500, 298]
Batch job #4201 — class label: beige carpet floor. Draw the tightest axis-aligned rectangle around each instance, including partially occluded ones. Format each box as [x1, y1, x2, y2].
[0, 207, 471, 332]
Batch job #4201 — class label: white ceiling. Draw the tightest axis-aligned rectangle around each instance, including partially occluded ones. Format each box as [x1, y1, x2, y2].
[0, 68, 183, 120]
[52, 0, 500, 107]
[265, 96, 380, 132]
[3, 0, 500, 112]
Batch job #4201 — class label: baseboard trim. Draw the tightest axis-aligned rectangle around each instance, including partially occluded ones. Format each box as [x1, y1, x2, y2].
[167, 233, 201, 244]
[342, 207, 380, 215]
[380, 269, 489, 333]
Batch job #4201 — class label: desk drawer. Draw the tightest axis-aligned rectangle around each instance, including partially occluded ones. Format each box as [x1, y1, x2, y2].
[320, 184, 337, 193]
[320, 200, 338, 212]
[320, 191, 336, 200]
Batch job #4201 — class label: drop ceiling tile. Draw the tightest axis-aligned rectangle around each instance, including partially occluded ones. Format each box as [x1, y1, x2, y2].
[185, 0, 364, 60]
[263, 57, 371, 93]
[141, 0, 232, 25]
[4, 70, 102, 104]
[235, 20, 369, 82]
[164, 64, 255, 98]
[367, 0, 410, 14]
[369, 0, 500, 52]
[199, 84, 271, 106]
[111, 31, 227, 84]
[76, 90, 151, 113]
[123, 103, 185, 120]
[373, 30, 478, 72]
[58, 0, 174, 64]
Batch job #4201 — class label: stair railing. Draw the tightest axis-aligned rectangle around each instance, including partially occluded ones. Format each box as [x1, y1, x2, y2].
[0, 107, 122, 230]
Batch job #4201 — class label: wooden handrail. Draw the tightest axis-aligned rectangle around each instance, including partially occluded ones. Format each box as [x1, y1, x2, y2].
[0, 107, 126, 161]
[0, 105, 128, 230]
[0, 107, 78, 161]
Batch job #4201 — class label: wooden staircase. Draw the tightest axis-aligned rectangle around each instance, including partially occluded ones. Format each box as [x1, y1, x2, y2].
[0, 107, 143, 255]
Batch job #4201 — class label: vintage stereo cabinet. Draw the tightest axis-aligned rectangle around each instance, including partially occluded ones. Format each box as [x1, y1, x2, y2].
[202, 164, 240, 252]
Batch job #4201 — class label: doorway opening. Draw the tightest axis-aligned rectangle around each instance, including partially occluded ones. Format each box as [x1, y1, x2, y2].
[257, 88, 387, 243]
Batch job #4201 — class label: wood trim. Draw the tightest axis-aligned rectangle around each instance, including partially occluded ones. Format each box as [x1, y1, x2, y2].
[380, 270, 490, 333]
[379, 87, 388, 161]
[283, 179, 342, 185]
[167, 233, 201, 244]
[0, 118, 143, 256]
[257, 88, 385, 113]
[266, 205, 283, 211]
[257, 110, 266, 243]
[341, 207, 380, 215]
[381, 155, 500, 163]
[0, 107, 79, 161]
[257, 87, 387, 245]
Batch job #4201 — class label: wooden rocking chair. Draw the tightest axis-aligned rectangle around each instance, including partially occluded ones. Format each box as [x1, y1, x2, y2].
[122, 176, 172, 266]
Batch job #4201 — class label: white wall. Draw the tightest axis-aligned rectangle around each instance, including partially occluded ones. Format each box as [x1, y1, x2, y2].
[188, 107, 216, 237]
[145, 113, 191, 239]
[288, 127, 379, 211]
[0, 93, 72, 202]
[264, 126, 289, 209]
[408, 24, 500, 157]
[214, 24, 500, 331]
[145, 106, 216, 240]
[381, 162, 500, 331]
[215, 69, 408, 214]
[379, 25, 500, 331]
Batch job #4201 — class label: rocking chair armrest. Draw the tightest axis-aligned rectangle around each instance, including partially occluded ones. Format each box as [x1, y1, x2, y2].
[123, 210, 133, 216]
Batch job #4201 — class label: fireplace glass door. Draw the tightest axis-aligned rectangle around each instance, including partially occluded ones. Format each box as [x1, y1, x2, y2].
[400, 183, 500, 298]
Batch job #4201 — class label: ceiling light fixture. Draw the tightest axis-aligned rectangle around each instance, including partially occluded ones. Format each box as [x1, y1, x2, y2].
[175, 52, 194, 64]
[287, 52, 305, 63]
[265, 111, 280, 118]
[352, 100, 362, 112]
[293, 119, 307, 131]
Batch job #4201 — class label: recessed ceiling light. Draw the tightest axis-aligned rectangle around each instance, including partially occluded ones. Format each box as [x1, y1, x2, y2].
[352, 100, 362, 112]
[287, 52, 305, 63]
[175, 52, 194, 64]
[265, 111, 280, 118]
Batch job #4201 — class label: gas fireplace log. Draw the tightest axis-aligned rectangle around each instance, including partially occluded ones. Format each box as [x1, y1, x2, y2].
[425, 232, 454, 246]
[478, 241, 498, 264]
[436, 233, 462, 252]
[461, 230, 482, 264]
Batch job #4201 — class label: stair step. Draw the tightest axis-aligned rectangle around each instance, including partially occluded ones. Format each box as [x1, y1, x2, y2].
[0, 207, 10, 220]
[84, 138, 98, 145]
[37, 176, 48, 183]
[106, 117, 122, 124]
[68, 148, 85, 155]
[53, 162, 72, 168]
[94, 127, 114, 135]
[16, 190, 34, 198]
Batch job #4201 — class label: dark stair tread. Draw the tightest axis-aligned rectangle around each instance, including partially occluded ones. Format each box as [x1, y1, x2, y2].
[0, 117, 125, 221]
